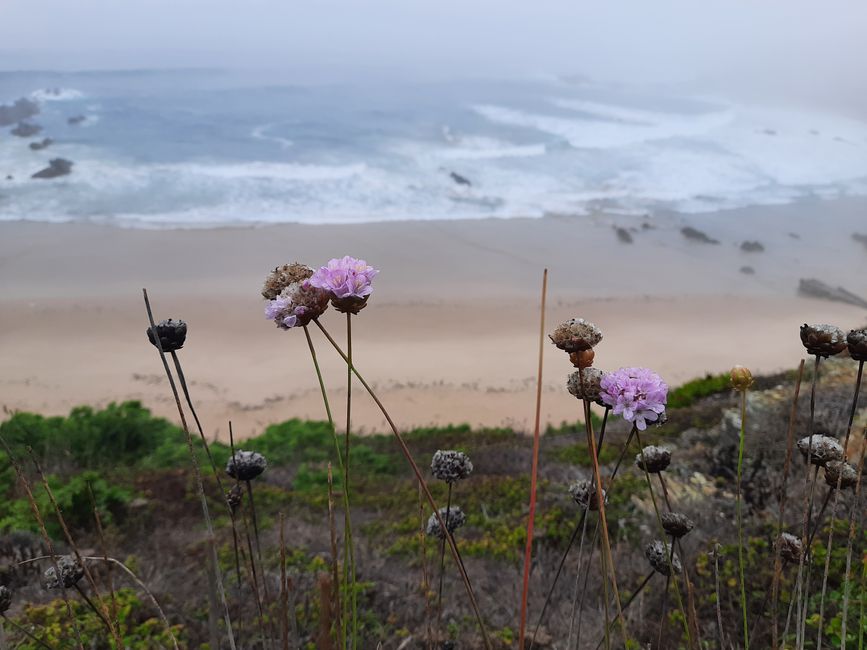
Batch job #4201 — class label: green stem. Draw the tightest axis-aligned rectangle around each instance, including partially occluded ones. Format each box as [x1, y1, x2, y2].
[345, 313, 358, 650]
[737, 387, 750, 650]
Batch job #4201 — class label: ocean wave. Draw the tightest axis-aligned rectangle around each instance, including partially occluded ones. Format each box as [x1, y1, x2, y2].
[30, 87, 85, 102]
[250, 123, 293, 150]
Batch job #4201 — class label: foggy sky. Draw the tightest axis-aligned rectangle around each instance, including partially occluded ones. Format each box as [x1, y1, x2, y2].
[2, 1, 866, 107]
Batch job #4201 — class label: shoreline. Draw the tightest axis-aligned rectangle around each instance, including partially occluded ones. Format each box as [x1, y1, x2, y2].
[2, 197, 866, 438]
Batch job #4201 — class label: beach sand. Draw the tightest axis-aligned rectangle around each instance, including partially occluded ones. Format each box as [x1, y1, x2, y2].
[2, 198, 866, 439]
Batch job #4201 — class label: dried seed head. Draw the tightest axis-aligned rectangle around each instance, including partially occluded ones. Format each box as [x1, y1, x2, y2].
[430, 450, 473, 484]
[661, 512, 695, 538]
[426, 506, 467, 539]
[262, 263, 314, 300]
[569, 349, 595, 369]
[146, 318, 187, 352]
[800, 324, 847, 358]
[635, 445, 672, 473]
[847, 329, 867, 362]
[729, 365, 754, 391]
[549, 318, 603, 353]
[645, 540, 681, 576]
[797, 435, 844, 466]
[44, 555, 84, 590]
[824, 460, 858, 490]
[568, 479, 606, 511]
[0, 585, 10, 613]
[566, 368, 606, 404]
[776, 532, 803, 565]
[226, 483, 244, 512]
[226, 450, 267, 481]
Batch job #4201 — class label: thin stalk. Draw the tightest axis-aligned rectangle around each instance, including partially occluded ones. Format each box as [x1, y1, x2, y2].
[279, 513, 290, 650]
[736, 386, 750, 650]
[419, 481, 433, 650]
[436, 482, 453, 632]
[518, 268, 546, 650]
[575, 517, 601, 650]
[246, 480, 268, 601]
[143, 289, 236, 650]
[241, 503, 268, 648]
[593, 571, 654, 650]
[73, 584, 115, 635]
[712, 544, 725, 650]
[772, 358, 805, 649]
[228, 424, 246, 594]
[816, 488, 838, 649]
[344, 311, 358, 650]
[566, 504, 591, 648]
[87, 481, 118, 626]
[1, 614, 56, 650]
[327, 464, 345, 646]
[312, 319, 492, 649]
[841, 420, 867, 648]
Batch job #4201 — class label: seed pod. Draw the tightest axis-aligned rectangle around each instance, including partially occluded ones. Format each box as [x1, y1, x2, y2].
[262, 263, 314, 300]
[847, 329, 867, 362]
[730, 365, 753, 391]
[0, 585, 10, 613]
[645, 540, 681, 576]
[226, 450, 267, 481]
[426, 506, 466, 540]
[430, 450, 473, 484]
[146, 318, 187, 352]
[549, 318, 603, 353]
[824, 460, 858, 490]
[569, 349, 595, 369]
[566, 368, 606, 404]
[635, 445, 671, 473]
[797, 435, 844, 466]
[568, 479, 606, 511]
[226, 483, 244, 512]
[661, 512, 695, 538]
[800, 324, 847, 358]
[44, 555, 84, 590]
[776, 532, 803, 565]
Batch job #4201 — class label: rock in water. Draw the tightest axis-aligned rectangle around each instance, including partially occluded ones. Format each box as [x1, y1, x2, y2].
[852, 232, 867, 249]
[0, 98, 39, 127]
[29, 138, 53, 151]
[31, 158, 73, 179]
[740, 241, 765, 252]
[681, 226, 720, 244]
[740, 266, 755, 275]
[614, 226, 633, 243]
[798, 278, 867, 309]
[449, 171, 471, 186]
[11, 122, 42, 138]
[67, 115, 86, 125]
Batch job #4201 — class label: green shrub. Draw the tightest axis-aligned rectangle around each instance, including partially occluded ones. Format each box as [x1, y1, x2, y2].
[667, 373, 731, 409]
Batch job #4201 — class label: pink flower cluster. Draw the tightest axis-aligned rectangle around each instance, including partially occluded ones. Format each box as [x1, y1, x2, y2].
[599, 367, 668, 431]
[310, 256, 378, 300]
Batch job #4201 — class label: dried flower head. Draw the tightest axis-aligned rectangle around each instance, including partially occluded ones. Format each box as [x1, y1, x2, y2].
[635, 445, 672, 473]
[226, 450, 267, 481]
[44, 555, 84, 590]
[430, 450, 473, 484]
[661, 512, 695, 538]
[0, 585, 10, 613]
[226, 483, 244, 512]
[262, 263, 315, 300]
[800, 324, 847, 358]
[426, 506, 467, 539]
[264, 280, 330, 330]
[549, 318, 603, 353]
[309, 256, 379, 315]
[776, 532, 803, 565]
[146, 318, 187, 352]
[797, 435, 844, 466]
[566, 368, 606, 404]
[600, 367, 668, 431]
[824, 460, 858, 490]
[645, 540, 681, 576]
[847, 328, 867, 362]
[730, 365, 753, 391]
[568, 479, 606, 511]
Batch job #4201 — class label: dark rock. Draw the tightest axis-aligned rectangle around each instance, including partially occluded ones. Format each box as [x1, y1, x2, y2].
[740, 266, 755, 275]
[788, 232, 800, 239]
[11, 122, 42, 138]
[31, 158, 73, 179]
[761, 128, 777, 136]
[740, 240, 765, 252]
[5, 175, 12, 181]
[0, 98, 39, 127]
[67, 115, 86, 126]
[449, 171, 471, 187]
[681, 226, 719, 244]
[798, 278, 867, 309]
[852, 232, 867, 248]
[614, 226, 633, 243]
[29, 138, 53, 151]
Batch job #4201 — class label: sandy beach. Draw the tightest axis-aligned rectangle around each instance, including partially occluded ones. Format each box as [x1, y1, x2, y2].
[2, 197, 866, 439]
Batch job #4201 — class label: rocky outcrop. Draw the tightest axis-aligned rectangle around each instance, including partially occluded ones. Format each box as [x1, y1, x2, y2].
[614, 226, 633, 243]
[31, 158, 73, 179]
[449, 171, 471, 187]
[67, 115, 86, 126]
[798, 278, 867, 309]
[0, 98, 39, 127]
[11, 121, 42, 138]
[681, 226, 720, 244]
[740, 266, 755, 275]
[29, 138, 53, 151]
[740, 241, 764, 252]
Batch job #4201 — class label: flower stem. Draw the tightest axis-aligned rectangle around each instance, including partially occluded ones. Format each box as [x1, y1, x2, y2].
[436, 482, 453, 634]
[345, 312, 358, 649]
[737, 386, 750, 650]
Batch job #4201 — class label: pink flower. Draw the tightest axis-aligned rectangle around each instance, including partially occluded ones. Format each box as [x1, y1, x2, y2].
[599, 367, 668, 431]
[310, 256, 378, 300]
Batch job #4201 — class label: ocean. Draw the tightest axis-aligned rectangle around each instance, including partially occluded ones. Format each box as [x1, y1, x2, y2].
[1, 69, 866, 228]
